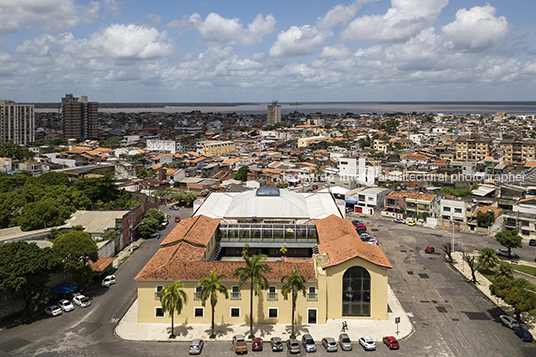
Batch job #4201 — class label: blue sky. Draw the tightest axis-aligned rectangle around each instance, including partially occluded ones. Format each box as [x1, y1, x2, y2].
[1, 0, 535, 103]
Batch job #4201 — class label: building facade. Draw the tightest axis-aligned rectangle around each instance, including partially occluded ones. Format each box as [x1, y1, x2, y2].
[267, 101, 281, 125]
[196, 140, 236, 157]
[499, 138, 536, 163]
[0, 100, 35, 145]
[455, 137, 492, 161]
[61, 94, 98, 140]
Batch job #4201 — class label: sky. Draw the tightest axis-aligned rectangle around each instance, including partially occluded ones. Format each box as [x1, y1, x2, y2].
[1, 0, 536, 103]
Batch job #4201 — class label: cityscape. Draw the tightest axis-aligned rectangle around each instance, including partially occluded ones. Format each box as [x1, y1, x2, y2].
[2, 1, 536, 356]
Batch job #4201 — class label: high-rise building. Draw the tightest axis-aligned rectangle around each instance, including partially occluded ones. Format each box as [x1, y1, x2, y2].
[0, 100, 35, 145]
[267, 100, 281, 125]
[61, 94, 98, 140]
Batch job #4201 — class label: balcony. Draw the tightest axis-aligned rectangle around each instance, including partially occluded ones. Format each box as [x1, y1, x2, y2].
[231, 292, 241, 300]
[194, 292, 202, 300]
[267, 292, 278, 301]
[307, 293, 317, 301]
[154, 292, 161, 300]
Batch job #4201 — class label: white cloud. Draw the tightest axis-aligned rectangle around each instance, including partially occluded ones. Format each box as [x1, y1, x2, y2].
[319, 44, 352, 58]
[441, 4, 509, 51]
[315, 0, 372, 30]
[0, 0, 100, 35]
[340, 0, 448, 43]
[188, 12, 275, 46]
[269, 25, 331, 58]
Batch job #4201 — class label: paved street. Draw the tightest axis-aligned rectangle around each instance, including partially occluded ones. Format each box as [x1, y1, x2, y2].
[1, 209, 536, 356]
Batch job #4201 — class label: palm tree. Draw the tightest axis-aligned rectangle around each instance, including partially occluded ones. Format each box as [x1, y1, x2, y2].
[495, 261, 514, 280]
[197, 269, 229, 338]
[159, 280, 188, 337]
[281, 269, 307, 338]
[233, 253, 272, 338]
[478, 247, 499, 270]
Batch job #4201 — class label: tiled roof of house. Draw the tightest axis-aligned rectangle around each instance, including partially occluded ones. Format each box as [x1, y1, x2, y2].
[386, 191, 437, 201]
[315, 215, 392, 269]
[89, 257, 115, 272]
[472, 205, 501, 218]
[160, 215, 220, 247]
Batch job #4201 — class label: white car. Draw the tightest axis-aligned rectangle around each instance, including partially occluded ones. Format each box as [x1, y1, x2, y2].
[58, 299, 74, 312]
[393, 218, 406, 224]
[73, 295, 91, 308]
[500, 315, 519, 329]
[45, 305, 62, 317]
[359, 336, 376, 351]
[101, 275, 116, 287]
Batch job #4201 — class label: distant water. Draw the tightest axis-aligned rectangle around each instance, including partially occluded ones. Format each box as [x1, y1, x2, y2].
[36, 102, 536, 115]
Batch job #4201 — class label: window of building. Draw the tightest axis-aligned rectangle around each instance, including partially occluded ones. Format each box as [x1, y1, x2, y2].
[267, 286, 277, 301]
[155, 307, 165, 318]
[268, 307, 278, 319]
[342, 266, 371, 317]
[443, 206, 451, 212]
[194, 307, 204, 318]
[454, 208, 462, 214]
[155, 285, 164, 300]
[307, 286, 317, 301]
[230, 307, 240, 318]
[231, 286, 241, 300]
[194, 286, 202, 300]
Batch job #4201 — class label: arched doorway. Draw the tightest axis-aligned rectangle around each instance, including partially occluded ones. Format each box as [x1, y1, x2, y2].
[342, 266, 370, 316]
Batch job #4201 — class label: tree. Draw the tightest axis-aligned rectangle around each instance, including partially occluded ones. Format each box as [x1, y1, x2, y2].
[462, 252, 479, 283]
[281, 269, 307, 338]
[495, 230, 522, 257]
[159, 281, 188, 337]
[490, 276, 536, 321]
[234, 165, 249, 181]
[184, 192, 197, 204]
[495, 261, 514, 280]
[478, 247, 499, 270]
[0, 241, 60, 319]
[233, 252, 272, 338]
[442, 242, 453, 263]
[52, 231, 99, 288]
[144, 208, 165, 224]
[99, 138, 121, 149]
[476, 211, 495, 227]
[197, 269, 228, 338]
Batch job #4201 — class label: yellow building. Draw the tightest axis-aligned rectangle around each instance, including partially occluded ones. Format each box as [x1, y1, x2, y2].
[455, 137, 492, 161]
[499, 138, 536, 163]
[297, 136, 330, 148]
[373, 139, 388, 154]
[198, 140, 236, 157]
[135, 189, 392, 325]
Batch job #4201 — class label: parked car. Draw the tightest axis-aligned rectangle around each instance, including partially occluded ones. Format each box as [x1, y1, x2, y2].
[383, 336, 399, 349]
[189, 339, 204, 355]
[232, 335, 248, 354]
[393, 218, 406, 224]
[346, 206, 354, 213]
[170, 204, 180, 210]
[149, 231, 160, 239]
[359, 336, 376, 351]
[45, 305, 62, 317]
[270, 337, 283, 352]
[514, 327, 534, 342]
[338, 333, 352, 351]
[366, 239, 379, 245]
[530, 239, 536, 246]
[496, 248, 519, 259]
[500, 315, 520, 329]
[58, 299, 74, 312]
[287, 339, 300, 354]
[73, 295, 91, 308]
[302, 334, 317, 352]
[101, 275, 116, 287]
[359, 232, 371, 239]
[425, 246, 435, 254]
[321, 337, 338, 352]
[407, 219, 416, 226]
[175, 216, 181, 223]
[356, 228, 367, 236]
[252, 337, 263, 351]
[351, 220, 361, 228]
[356, 223, 366, 230]
[161, 219, 169, 226]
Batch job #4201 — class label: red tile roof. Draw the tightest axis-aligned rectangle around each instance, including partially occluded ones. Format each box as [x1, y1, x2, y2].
[160, 215, 220, 247]
[89, 257, 115, 272]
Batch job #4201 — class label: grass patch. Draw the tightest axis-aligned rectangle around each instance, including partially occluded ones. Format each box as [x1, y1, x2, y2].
[510, 264, 536, 277]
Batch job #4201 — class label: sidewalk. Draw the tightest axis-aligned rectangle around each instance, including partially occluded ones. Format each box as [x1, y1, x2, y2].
[115, 285, 413, 342]
[450, 251, 536, 334]
[113, 238, 145, 269]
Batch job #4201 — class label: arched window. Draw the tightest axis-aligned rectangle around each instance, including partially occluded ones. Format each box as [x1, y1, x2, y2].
[342, 266, 370, 316]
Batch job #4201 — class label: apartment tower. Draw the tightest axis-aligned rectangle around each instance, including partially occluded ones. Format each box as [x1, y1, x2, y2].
[61, 94, 98, 140]
[267, 100, 281, 125]
[0, 100, 35, 145]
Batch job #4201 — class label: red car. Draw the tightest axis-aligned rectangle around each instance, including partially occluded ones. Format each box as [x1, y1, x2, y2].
[383, 336, 399, 349]
[425, 246, 435, 253]
[356, 223, 366, 230]
[252, 337, 263, 351]
[175, 216, 181, 223]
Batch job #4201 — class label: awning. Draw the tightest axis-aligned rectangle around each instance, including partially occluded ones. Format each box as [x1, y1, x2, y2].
[344, 199, 357, 205]
[51, 282, 78, 294]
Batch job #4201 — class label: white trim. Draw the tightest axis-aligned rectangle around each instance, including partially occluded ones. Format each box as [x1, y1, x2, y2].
[155, 307, 165, 318]
[230, 307, 241, 318]
[267, 307, 279, 319]
[194, 306, 204, 318]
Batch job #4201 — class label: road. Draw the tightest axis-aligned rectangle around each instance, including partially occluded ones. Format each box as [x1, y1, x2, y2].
[1, 209, 535, 356]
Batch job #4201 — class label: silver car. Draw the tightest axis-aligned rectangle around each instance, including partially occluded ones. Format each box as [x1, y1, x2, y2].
[359, 336, 376, 351]
[58, 299, 74, 312]
[271, 337, 284, 351]
[499, 315, 519, 329]
[321, 337, 338, 352]
[287, 339, 300, 354]
[302, 334, 316, 352]
[189, 339, 203, 355]
[338, 333, 352, 351]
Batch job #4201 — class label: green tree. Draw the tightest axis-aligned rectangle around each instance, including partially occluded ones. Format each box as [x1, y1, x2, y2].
[490, 276, 536, 321]
[52, 231, 99, 288]
[73, 176, 119, 203]
[159, 281, 188, 337]
[138, 217, 160, 237]
[234, 165, 249, 181]
[0, 142, 34, 160]
[495, 261, 514, 279]
[495, 230, 522, 257]
[170, 191, 185, 203]
[99, 138, 121, 149]
[233, 252, 272, 338]
[144, 208, 165, 224]
[478, 247, 499, 270]
[280, 269, 307, 338]
[0, 241, 61, 319]
[184, 192, 197, 204]
[197, 269, 229, 338]
[476, 211, 495, 227]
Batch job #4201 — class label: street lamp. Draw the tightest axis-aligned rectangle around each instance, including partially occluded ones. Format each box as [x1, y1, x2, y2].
[451, 218, 455, 254]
